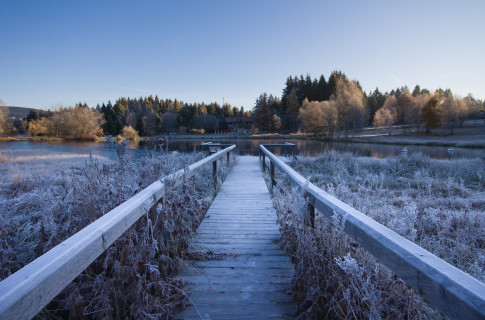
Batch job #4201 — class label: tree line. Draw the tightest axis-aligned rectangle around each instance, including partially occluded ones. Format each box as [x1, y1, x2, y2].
[1, 97, 250, 139]
[252, 71, 483, 136]
[1, 72, 483, 139]
[98, 96, 250, 136]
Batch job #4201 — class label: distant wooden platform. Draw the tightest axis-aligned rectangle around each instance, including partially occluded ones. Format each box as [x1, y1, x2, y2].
[175, 156, 295, 320]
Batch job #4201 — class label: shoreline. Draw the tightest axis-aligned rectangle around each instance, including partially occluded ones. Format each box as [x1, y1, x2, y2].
[1, 127, 484, 149]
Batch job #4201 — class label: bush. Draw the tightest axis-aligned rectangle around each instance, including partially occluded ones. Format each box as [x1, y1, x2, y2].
[121, 125, 139, 140]
[190, 128, 205, 134]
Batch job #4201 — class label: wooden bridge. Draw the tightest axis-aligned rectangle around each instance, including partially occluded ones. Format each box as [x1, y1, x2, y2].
[174, 156, 294, 319]
[0, 145, 484, 320]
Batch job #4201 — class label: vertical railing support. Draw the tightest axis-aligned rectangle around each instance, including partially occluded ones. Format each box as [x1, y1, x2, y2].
[307, 202, 315, 228]
[227, 151, 230, 163]
[262, 154, 266, 171]
[270, 161, 275, 189]
[213, 159, 217, 190]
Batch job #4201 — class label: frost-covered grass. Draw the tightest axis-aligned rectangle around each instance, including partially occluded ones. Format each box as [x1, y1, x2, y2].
[265, 151, 484, 319]
[291, 151, 485, 281]
[0, 142, 235, 319]
[271, 187, 440, 319]
[0, 146, 112, 182]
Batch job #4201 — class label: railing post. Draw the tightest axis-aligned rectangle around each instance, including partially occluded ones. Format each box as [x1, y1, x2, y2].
[227, 151, 230, 163]
[307, 202, 315, 228]
[213, 159, 217, 189]
[262, 153, 266, 171]
[270, 160, 275, 189]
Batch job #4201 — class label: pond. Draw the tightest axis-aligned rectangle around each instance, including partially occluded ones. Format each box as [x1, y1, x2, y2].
[1, 139, 484, 181]
[2, 138, 485, 161]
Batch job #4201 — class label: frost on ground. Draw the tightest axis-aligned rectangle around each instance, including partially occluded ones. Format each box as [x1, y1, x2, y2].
[0, 146, 112, 182]
[292, 151, 485, 281]
[266, 151, 484, 319]
[0, 142, 235, 319]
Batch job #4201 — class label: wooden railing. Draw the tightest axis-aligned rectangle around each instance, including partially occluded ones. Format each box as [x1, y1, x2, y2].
[260, 145, 485, 320]
[0, 145, 236, 320]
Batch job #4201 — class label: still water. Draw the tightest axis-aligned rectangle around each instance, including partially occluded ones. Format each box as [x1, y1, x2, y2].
[1, 138, 484, 161]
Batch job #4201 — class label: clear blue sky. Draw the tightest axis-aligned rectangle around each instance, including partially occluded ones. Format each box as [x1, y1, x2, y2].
[1, 0, 484, 110]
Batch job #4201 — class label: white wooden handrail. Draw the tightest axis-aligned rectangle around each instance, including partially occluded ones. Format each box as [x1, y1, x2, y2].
[260, 145, 485, 320]
[0, 145, 236, 320]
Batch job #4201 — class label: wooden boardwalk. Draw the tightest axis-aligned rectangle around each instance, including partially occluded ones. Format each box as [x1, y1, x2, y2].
[175, 156, 294, 320]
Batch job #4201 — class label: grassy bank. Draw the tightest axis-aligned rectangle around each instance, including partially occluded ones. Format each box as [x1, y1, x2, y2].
[147, 132, 309, 140]
[0, 136, 64, 142]
[319, 126, 485, 148]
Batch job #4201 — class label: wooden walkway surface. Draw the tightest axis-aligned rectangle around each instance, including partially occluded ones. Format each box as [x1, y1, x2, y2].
[175, 156, 294, 320]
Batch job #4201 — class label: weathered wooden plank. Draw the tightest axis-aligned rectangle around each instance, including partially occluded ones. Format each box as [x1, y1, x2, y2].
[188, 248, 286, 256]
[260, 145, 485, 320]
[180, 276, 292, 286]
[194, 233, 280, 239]
[175, 156, 295, 319]
[174, 302, 295, 320]
[182, 282, 292, 294]
[182, 291, 294, 304]
[179, 267, 293, 279]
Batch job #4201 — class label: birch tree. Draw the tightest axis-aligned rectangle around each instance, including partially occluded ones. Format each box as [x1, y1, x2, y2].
[333, 79, 365, 138]
[298, 98, 323, 136]
[321, 100, 338, 139]
[373, 95, 397, 135]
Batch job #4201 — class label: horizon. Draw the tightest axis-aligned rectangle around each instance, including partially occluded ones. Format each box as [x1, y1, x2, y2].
[1, 1, 484, 110]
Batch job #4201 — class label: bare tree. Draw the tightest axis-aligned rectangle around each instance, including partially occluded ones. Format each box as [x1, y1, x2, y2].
[298, 98, 324, 136]
[50, 105, 105, 139]
[333, 79, 365, 138]
[0, 101, 18, 136]
[27, 118, 55, 137]
[412, 93, 429, 132]
[397, 89, 417, 135]
[0, 106, 6, 136]
[321, 100, 338, 139]
[161, 111, 178, 133]
[441, 96, 459, 134]
[373, 95, 397, 135]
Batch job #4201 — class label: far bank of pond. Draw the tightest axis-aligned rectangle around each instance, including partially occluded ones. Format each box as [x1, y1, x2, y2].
[2, 138, 485, 161]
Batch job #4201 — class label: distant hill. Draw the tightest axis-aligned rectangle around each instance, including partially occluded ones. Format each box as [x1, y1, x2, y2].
[2, 106, 39, 119]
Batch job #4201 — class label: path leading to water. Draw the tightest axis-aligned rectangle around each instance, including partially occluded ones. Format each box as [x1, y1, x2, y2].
[175, 156, 294, 320]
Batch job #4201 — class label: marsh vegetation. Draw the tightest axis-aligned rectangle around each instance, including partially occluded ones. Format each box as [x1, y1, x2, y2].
[0, 143, 235, 318]
[267, 151, 484, 319]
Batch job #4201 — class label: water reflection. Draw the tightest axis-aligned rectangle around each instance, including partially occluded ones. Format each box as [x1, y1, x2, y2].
[137, 138, 485, 159]
[1, 139, 484, 161]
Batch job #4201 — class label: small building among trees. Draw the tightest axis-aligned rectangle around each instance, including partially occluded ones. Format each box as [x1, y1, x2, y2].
[225, 116, 252, 133]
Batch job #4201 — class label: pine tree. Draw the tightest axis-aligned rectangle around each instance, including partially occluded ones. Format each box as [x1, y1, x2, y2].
[422, 94, 441, 134]
[316, 75, 328, 101]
